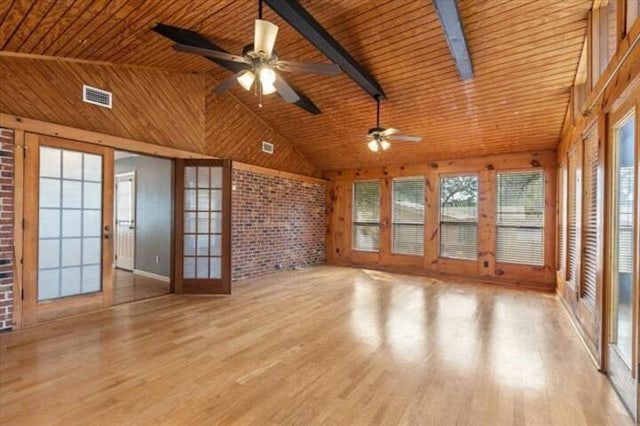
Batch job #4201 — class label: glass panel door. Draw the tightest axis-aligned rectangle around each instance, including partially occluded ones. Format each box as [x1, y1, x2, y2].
[611, 114, 636, 367]
[175, 159, 230, 294]
[607, 108, 638, 419]
[22, 133, 114, 326]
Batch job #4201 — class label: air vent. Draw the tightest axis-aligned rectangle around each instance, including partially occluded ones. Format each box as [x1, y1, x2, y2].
[83, 85, 112, 108]
[262, 141, 274, 154]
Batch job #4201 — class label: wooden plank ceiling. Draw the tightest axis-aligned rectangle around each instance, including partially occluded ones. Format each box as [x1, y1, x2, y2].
[0, 0, 591, 171]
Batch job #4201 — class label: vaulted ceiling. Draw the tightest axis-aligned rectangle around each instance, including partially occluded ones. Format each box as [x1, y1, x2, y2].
[0, 0, 591, 171]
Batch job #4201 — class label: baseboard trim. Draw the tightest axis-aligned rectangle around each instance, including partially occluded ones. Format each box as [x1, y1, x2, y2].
[557, 291, 601, 370]
[133, 269, 170, 283]
[326, 260, 555, 293]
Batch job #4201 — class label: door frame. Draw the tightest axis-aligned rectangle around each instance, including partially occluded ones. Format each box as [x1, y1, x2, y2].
[115, 171, 136, 271]
[605, 94, 639, 419]
[3, 114, 212, 329]
[22, 133, 115, 325]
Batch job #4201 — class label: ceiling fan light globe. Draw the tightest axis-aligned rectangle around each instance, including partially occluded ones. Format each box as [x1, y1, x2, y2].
[368, 140, 379, 152]
[259, 67, 277, 86]
[261, 81, 277, 95]
[380, 140, 391, 150]
[237, 70, 255, 91]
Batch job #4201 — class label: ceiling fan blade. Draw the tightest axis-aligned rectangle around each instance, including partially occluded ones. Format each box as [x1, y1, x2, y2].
[173, 43, 251, 65]
[254, 19, 278, 59]
[214, 72, 245, 93]
[276, 60, 340, 76]
[389, 135, 422, 142]
[274, 73, 300, 103]
[381, 128, 400, 136]
[153, 23, 250, 73]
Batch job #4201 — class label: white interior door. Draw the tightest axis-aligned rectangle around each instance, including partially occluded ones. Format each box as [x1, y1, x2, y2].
[116, 173, 135, 271]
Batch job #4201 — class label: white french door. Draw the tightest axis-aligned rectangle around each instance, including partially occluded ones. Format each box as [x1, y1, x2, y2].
[115, 172, 135, 271]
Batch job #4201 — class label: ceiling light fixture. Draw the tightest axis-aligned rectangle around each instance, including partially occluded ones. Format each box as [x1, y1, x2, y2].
[169, 0, 340, 110]
[237, 70, 256, 91]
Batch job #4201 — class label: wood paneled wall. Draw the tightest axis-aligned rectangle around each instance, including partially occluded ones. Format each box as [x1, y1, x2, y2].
[0, 54, 319, 176]
[557, 10, 640, 367]
[204, 78, 317, 177]
[325, 151, 557, 291]
[0, 55, 206, 154]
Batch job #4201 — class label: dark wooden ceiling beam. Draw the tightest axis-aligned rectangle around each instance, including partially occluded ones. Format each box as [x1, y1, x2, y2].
[264, 0, 386, 100]
[432, 0, 474, 80]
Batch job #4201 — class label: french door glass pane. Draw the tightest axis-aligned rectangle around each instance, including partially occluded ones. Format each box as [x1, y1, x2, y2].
[612, 115, 636, 367]
[37, 147, 103, 301]
[183, 166, 223, 279]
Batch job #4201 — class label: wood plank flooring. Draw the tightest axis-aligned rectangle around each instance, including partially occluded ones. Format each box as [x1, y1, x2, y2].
[113, 269, 170, 305]
[0, 266, 632, 425]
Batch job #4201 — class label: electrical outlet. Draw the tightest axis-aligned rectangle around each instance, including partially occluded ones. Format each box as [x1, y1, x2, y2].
[155, 255, 160, 264]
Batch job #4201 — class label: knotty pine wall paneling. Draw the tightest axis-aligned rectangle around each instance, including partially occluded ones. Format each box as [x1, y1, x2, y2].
[0, 55, 320, 176]
[325, 150, 557, 291]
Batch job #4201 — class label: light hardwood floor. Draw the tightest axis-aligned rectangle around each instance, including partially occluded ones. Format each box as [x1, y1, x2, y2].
[0, 266, 632, 425]
[113, 269, 170, 305]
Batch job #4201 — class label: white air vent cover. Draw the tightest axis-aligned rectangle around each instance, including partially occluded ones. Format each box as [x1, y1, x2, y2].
[83, 84, 112, 108]
[262, 141, 274, 154]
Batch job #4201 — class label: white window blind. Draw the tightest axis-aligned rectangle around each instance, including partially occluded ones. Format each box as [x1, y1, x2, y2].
[567, 148, 578, 283]
[439, 175, 478, 260]
[496, 170, 545, 266]
[392, 178, 424, 255]
[581, 128, 599, 306]
[353, 181, 380, 252]
[558, 166, 567, 273]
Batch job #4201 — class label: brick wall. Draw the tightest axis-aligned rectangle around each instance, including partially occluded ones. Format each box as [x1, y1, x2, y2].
[0, 128, 14, 330]
[232, 169, 325, 281]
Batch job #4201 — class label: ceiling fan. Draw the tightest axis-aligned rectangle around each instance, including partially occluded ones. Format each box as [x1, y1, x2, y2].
[367, 96, 422, 152]
[171, 0, 340, 107]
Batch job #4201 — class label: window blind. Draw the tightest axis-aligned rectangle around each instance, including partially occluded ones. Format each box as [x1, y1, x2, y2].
[558, 166, 567, 272]
[581, 129, 599, 306]
[496, 170, 544, 266]
[353, 181, 380, 252]
[439, 175, 478, 260]
[392, 178, 424, 255]
[567, 148, 578, 283]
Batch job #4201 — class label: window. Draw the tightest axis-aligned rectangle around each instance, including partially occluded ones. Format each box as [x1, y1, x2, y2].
[392, 177, 425, 255]
[592, 1, 618, 84]
[496, 170, 545, 266]
[627, 0, 640, 35]
[439, 175, 478, 260]
[353, 181, 380, 252]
